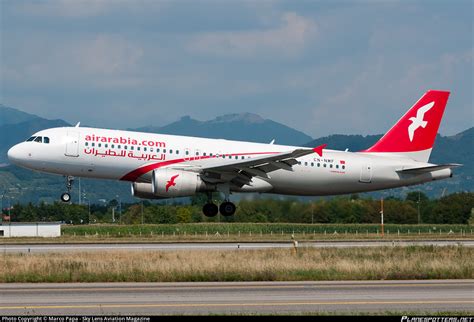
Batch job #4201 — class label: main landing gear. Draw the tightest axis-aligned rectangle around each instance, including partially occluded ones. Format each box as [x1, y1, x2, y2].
[202, 192, 236, 217]
[60, 175, 74, 203]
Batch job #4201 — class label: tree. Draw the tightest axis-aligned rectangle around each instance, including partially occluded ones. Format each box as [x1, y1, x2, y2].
[430, 192, 474, 224]
[406, 191, 429, 203]
[176, 207, 192, 223]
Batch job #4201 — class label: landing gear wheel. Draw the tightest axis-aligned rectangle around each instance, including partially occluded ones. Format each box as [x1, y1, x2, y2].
[219, 201, 236, 216]
[61, 192, 71, 203]
[60, 175, 74, 203]
[203, 203, 218, 217]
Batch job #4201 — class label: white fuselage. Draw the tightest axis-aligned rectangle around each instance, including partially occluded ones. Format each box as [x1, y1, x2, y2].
[7, 127, 452, 197]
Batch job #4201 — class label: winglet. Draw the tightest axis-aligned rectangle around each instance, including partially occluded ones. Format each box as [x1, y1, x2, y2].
[313, 144, 327, 157]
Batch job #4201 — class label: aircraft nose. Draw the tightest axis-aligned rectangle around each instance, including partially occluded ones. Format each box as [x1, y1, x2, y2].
[7, 144, 22, 164]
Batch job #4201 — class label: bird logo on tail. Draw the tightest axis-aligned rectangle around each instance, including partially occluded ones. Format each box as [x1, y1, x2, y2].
[408, 101, 434, 142]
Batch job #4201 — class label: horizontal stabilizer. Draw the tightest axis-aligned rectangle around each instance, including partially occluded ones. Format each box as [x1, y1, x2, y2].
[397, 163, 462, 174]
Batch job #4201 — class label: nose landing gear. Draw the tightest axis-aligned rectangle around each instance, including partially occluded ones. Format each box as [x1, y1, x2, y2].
[60, 176, 74, 203]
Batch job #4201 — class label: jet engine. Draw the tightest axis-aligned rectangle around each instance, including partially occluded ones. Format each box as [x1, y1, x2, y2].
[151, 169, 208, 198]
[131, 182, 165, 199]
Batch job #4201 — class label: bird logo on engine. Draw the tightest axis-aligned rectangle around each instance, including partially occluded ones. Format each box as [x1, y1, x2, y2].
[165, 174, 180, 192]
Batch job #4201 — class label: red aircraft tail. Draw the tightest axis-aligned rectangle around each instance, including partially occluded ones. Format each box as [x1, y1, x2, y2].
[363, 90, 450, 162]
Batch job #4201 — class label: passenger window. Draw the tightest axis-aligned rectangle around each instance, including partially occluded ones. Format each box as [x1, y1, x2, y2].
[111, 144, 115, 148]
[185, 151, 189, 155]
[176, 150, 179, 154]
[330, 164, 333, 168]
[169, 149, 173, 154]
[323, 164, 326, 168]
[92, 143, 95, 147]
[85, 142, 89, 147]
[317, 163, 320, 167]
[137, 147, 140, 151]
[143, 147, 147, 152]
[235, 156, 238, 159]
[98, 143, 102, 147]
[163, 149, 166, 153]
[130, 146, 134, 150]
[342, 165, 346, 170]
[26, 136, 36, 142]
[117, 145, 121, 149]
[311, 162, 314, 167]
[150, 148, 154, 152]
[124, 146, 127, 150]
[105, 144, 108, 148]
[34, 136, 42, 143]
[44, 137, 50, 144]
[241, 156, 244, 159]
[203, 153, 207, 156]
[336, 164, 339, 169]
[305, 162, 308, 166]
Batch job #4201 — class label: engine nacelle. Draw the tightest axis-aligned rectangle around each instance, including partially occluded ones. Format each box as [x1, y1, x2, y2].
[152, 169, 207, 198]
[131, 182, 166, 199]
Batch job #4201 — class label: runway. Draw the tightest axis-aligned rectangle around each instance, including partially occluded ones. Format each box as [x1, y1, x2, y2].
[2, 240, 474, 253]
[0, 280, 472, 315]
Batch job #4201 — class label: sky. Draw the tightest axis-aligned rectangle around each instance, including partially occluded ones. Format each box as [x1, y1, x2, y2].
[1, 0, 472, 138]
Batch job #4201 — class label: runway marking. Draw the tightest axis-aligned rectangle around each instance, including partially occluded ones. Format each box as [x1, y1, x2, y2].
[2, 282, 473, 293]
[1, 300, 473, 310]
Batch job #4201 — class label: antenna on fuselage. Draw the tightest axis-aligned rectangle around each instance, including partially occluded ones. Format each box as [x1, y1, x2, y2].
[269, 139, 275, 145]
[75, 122, 81, 128]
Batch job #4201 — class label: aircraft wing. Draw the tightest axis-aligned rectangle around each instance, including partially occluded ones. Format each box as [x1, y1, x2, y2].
[186, 144, 326, 187]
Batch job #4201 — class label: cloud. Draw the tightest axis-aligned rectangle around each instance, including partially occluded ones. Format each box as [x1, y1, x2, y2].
[71, 35, 144, 77]
[4, 34, 144, 89]
[187, 12, 318, 58]
[13, 0, 111, 18]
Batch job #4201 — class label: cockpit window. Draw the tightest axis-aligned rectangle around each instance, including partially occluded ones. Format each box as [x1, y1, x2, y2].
[26, 136, 36, 142]
[44, 137, 50, 144]
[34, 136, 43, 143]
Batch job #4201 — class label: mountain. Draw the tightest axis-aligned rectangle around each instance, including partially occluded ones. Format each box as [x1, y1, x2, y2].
[132, 113, 313, 146]
[0, 104, 38, 126]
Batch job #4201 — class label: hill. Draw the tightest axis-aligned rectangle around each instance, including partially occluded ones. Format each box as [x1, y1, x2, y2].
[0, 104, 38, 126]
[132, 113, 313, 146]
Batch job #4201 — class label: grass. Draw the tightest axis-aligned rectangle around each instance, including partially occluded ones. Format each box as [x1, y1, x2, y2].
[2, 223, 471, 244]
[61, 223, 472, 236]
[1, 245, 472, 283]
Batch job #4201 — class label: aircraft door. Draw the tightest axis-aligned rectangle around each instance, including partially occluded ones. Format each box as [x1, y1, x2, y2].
[359, 163, 372, 183]
[65, 131, 80, 157]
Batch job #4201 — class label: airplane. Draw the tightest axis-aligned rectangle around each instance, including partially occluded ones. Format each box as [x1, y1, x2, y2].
[7, 90, 461, 217]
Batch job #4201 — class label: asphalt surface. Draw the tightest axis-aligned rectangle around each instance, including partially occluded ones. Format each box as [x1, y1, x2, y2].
[0, 280, 472, 315]
[2, 240, 473, 253]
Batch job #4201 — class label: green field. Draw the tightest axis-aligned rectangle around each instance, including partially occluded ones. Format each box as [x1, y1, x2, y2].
[61, 223, 472, 238]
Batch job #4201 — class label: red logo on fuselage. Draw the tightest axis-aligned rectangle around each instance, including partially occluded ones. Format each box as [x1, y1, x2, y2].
[165, 174, 179, 192]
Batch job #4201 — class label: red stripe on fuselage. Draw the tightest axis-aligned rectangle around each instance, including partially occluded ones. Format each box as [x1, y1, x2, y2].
[120, 152, 278, 182]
